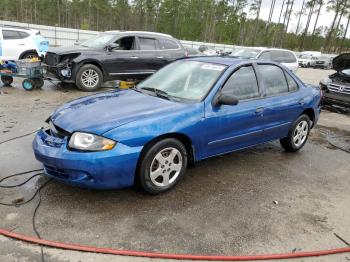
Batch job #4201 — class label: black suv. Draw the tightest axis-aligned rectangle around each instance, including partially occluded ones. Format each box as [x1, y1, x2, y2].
[44, 31, 186, 91]
[320, 53, 350, 108]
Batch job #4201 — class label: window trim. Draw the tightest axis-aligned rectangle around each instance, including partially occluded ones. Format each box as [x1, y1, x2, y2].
[283, 70, 300, 93]
[213, 63, 263, 105]
[137, 36, 159, 51]
[256, 62, 298, 98]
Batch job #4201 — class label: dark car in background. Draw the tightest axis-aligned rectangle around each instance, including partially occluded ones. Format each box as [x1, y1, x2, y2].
[44, 31, 186, 91]
[320, 53, 350, 108]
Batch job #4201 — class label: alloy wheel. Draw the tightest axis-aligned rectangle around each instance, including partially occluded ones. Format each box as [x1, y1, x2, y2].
[81, 69, 99, 88]
[150, 147, 183, 187]
[293, 120, 308, 147]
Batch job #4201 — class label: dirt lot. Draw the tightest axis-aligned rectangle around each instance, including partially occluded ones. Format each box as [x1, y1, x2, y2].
[0, 68, 350, 262]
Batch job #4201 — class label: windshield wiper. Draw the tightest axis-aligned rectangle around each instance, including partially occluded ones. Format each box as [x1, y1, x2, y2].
[140, 87, 172, 100]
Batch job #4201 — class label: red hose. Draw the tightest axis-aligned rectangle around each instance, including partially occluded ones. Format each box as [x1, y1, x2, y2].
[1, 228, 350, 261]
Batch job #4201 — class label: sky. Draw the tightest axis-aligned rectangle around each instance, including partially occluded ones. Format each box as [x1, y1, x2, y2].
[247, 0, 350, 38]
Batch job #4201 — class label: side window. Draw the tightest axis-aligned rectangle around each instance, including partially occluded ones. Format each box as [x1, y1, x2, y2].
[221, 65, 259, 100]
[115, 36, 135, 50]
[272, 51, 296, 63]
[285, 73, 299, 92]
[139, 37, 157, 50]
[160, 39, 179, 50]
[258, 51, 272, 60]
[18, 31, 30, 38]
[2, 30, 22, 40]
[257, 64, 288, 96]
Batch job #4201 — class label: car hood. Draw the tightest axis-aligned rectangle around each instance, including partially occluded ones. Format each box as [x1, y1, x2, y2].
[48, 46, 100, 55]
[332, 53, 350, 72]
[50, 89, 190, 135]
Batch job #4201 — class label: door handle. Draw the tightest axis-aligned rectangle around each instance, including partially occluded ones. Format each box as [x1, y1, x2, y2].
[130, 56, 139, 59]
[298, 99, 305, 105]
[255, 107, 264, 114]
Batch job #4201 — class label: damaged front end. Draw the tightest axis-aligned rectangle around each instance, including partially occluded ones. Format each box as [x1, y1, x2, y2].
[320, 53, 350, 109]
[43, 52, 80, 82]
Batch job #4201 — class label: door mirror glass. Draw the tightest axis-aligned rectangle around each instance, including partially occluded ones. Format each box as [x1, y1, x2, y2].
[215, 93, 239, 106]
[107, 43, 120, 51]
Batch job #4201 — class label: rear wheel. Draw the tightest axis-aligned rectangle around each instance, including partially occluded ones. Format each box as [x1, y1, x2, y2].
[76, 64, 103, 91]
[1, 75, 13, 86]
[280, 115, 311, 152]
[138, 138, 188, 194]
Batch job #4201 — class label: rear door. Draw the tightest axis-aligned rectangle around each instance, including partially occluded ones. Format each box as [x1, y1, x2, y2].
[1, 29, 30, 60]
[204, 64, 267, 157]
[255, 63, 304, 141]
[157, 37, 185, 65]
[136, 36, 163, 74]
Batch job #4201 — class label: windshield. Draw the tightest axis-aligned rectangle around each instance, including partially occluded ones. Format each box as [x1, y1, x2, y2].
[137, 60, 226, 101]
[299, 54, 312, 59]
[81, 33, 116, 48]
[230, 48, 261, 58]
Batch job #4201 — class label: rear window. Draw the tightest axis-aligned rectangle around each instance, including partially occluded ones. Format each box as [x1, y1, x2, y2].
[272, 51, 296, 63]
[160, 39, 179, 50]
[139, 37, 157, 50]
[257, 64, 289, 96]
[2, 30, 28, 40]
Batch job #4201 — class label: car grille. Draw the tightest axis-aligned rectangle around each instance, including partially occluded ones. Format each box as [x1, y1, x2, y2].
[44, 52, 59, 66]
[328, 83, 350, 95]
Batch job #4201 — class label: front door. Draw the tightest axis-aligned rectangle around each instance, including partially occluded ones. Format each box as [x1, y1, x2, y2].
[204, 64, 266, 158]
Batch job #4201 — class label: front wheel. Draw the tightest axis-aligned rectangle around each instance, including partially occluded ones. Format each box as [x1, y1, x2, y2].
[138, 138, 188, 194]
[76, 64, 103, 91]
[280, 115, 311, 152]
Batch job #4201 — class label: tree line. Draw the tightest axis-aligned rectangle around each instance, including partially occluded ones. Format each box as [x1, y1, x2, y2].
[1, 0, 349, 53]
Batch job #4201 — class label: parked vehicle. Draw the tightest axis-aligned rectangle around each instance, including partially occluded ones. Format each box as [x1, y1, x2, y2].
[33, 57, 321, 194]
[230, 47, 299, 72]
[185, 47, 201, 56]
[319, 53, 350, 108]
[313, 55, 334, 69]
[298, 54, 318, 68]
[44, 31, 186, 91]
[0, 25, 49, 60]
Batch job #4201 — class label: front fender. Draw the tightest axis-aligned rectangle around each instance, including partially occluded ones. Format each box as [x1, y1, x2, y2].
[103, 103, 206, 160]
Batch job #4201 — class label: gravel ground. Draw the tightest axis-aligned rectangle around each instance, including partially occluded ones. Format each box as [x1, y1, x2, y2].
[0, 68, 349, 262]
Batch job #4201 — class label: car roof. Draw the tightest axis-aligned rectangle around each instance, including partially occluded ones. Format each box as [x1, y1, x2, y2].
[186, 56, 252, 66]
[104, 30, 173, 38]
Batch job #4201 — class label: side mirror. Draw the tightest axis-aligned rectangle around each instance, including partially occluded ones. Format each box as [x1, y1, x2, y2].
[214, 92, 239, 106]
[106, 43, 119, 51]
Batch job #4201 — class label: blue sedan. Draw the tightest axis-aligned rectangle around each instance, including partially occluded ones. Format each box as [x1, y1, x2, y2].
[33, 57, 321, 194]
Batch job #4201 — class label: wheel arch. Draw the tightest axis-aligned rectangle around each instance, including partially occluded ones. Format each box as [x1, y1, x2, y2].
[19, 49, 38, 59]
[301, 108, 315, 127]
[75, 60, 106, 81]
[135, 132, 195, 184]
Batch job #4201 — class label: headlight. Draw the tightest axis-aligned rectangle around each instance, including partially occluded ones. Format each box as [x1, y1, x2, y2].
[320, 77, 331, 86]
[68, 132, 116, 151]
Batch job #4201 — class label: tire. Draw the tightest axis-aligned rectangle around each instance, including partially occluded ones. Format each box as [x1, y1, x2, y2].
[21, 52, 38, 60]
[75, 64, 103, 91]
[33, 78, 44, 88]
[1, 75, 13, 86]
[138, 138, 188, 194]
[280, 115, 311, 152]
[22, 79, 35, 91]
